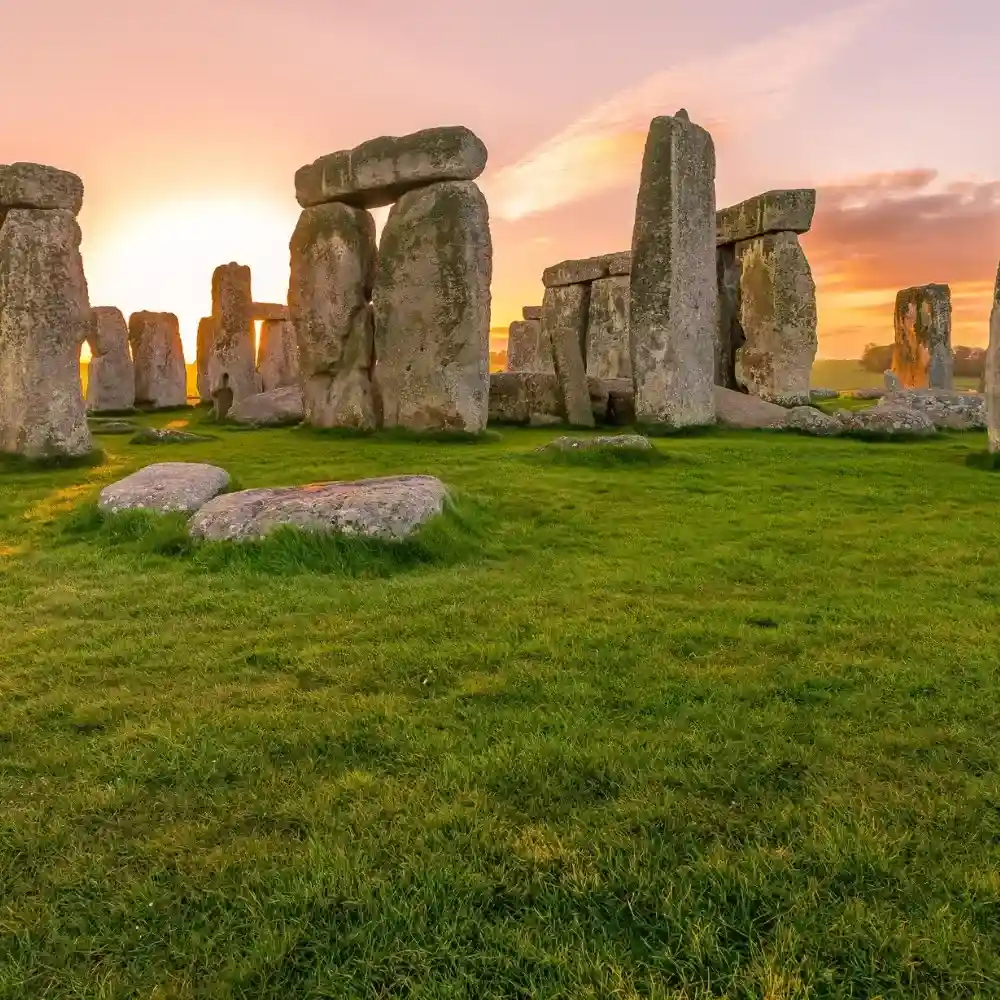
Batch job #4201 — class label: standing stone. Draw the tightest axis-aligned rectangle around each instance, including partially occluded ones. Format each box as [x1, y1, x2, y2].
[86, 307, 134, 412]
[196, 317, 215, 402]
[629, 112, 718, 427]
[543, 284, 594, 426]
[208, 263, 258, 406]
[884, 369, 903, 392]
[289, 202, 377, 429]
[506, 318, 553, 373]
[0, 208, 92, 458]
[257, 318, 300, 391]
[987, 263, 1000, 453]
[373, 180, 491, 432]
[715, 244, 745, 390]
[129, 311, 187, 408]
[892, 284, 953, 389]
[586, 275, 631, 380]
[735, 232, 817, 406]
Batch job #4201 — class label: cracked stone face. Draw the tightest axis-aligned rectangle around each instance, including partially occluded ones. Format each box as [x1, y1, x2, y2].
[892, 284, 953, 390]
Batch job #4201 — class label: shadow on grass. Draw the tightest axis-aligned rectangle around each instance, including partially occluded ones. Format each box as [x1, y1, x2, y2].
[633, 421, 720, 439]
[0, 448, 105, 474]
[525, 444, 669, 468]
[60, 496, 488, 577]
[965, 451, 1000, 471]
[293, 425, 504, 446]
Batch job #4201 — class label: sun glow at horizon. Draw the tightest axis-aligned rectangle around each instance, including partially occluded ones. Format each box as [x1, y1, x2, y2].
[82, 195, 300, 360]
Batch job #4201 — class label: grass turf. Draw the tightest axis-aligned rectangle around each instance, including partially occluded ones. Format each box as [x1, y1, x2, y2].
[1, 409, 999, 998]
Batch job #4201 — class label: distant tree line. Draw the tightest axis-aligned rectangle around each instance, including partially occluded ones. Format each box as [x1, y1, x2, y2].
[860, 343, 985, 378]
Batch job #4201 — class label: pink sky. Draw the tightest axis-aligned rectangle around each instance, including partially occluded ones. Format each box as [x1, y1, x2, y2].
[2, 0, 998, 359]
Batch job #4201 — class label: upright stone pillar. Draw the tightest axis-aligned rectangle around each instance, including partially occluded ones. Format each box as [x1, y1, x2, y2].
[196, 316, 215, 402]
[506, 318, 552, 373]
[715, 244, 745, 391]
[986, 263, 1000, 454]
[542, 284, 594, 426]
[586, 275, 631, 380]
[373, 180, 491, 432]
[736, 232, 816, 406]
[892, 284, 953, 389]
[208, 263, 258, 406]
[0, 192, 92, 458]
[628, 110, 717, 427]
[257, 318, 300, 391]
[289, 202, 378, 429]
[86, 306, 134, 412]
[129, 311, 187, 408]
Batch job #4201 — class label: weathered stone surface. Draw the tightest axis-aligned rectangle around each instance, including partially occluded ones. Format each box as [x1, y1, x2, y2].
[988, 264, 1000, 452]
[196, 317, 215, 402]
[543, 283, 594, 426]
[629, 113, 717, 427]
[289, 202, 377, 430]
[86, 307, 134, 413]
[784, 406, 841, 436]
[373, 180, 491, 432]
[736, 232, 816, 406]
[542, 251, 631, 288]
[877, 389, 985, 430]
[208, 262, 258, 410]
[98, 462, 229, 514]
[522, 306, 542, 321]
[129, 312, 186, 408]
[251, 302, 289, 322]
[884, 370, 903, 392]
[505, 319, 553, 373]
[836, 405, 936, 437]
[89, 419, 136, 435]
[715, 244, 744, 390]
[713, 387, 788, 429]
[586, 275, 631, 380]
[0, 163, 84, 215]
[810, 388, 839, 400]
[892, 284, 953, 389]
[716, 189, 815, 245]
[295, 126, 487, 210]
[850, 388, 884, 400]
[488, 372, 618, 425]
[228, 385, 304, 426]
[257, 318, 300, 392]
[0, 208, 92, 458]
[189, 475, 449, 541]
[131, 428, 216, 445]
[540, 434, 652, 453]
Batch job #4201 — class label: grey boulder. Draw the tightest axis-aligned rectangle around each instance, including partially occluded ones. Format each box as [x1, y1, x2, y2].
[784, 406, 842, 436]
[99, 462, 230, 514]
[837, 405, 936, 437]
[228, 385, 305, 426]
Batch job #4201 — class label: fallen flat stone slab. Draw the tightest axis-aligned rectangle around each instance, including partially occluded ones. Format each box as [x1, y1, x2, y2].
[784, 406, 841, 436]
[0, 163, 84, 214]
[228, 385, 304, 426]
[188, 475, 449, 542]
[542, 250, 632, 288]
[131, 428, 217, 445]
[810, 388, 839, 400]
[716, 189, 816, 245]
[877, 389, 985, 430]
[295, 126, 488, 210]
[713, 387, 788, 429]
[99, 462, 230, 515]
[89, 420, 138, 435]
[837, 405, 936, 437]
[850, 388, 884, 400]
[539, 434, 652, 453]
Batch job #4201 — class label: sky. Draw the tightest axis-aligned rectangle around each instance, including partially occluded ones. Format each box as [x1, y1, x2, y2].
[2, 0, 998, 361]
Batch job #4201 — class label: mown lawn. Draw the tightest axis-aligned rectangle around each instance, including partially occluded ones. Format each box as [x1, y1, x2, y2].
[1, 410, 999, 999]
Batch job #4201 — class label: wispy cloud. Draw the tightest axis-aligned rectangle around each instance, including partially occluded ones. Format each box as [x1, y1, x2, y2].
[485, 1, 894, 222]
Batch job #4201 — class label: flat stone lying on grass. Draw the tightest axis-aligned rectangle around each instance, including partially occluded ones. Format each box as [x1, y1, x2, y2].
[188, 475, 449, 542]
[809, 388, 839, 400]
[713, 387, 788, 429]
[836, 405, 936, 437]
[131, 428, 217, 445]
[539, 434, 653, 452]
[89, 420, 137, 435]
[877, 389, 985, 430]
[99, 462, 230, 515]
[784, 406, 841, 436]
[228, 385, 304, 427]
[850, 388, 885, 400]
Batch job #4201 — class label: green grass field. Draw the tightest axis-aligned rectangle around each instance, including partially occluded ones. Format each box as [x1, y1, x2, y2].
[2, 409, 999, 998]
